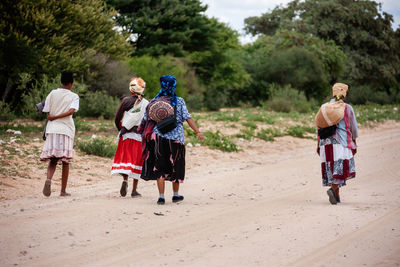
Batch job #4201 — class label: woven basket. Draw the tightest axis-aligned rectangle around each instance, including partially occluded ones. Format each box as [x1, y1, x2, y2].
[148, 100, 174, 122]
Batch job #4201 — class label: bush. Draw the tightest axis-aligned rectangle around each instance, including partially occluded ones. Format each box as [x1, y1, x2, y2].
[286, 125, 315, 138]
[0, 101, 16, 121]
[77, 137, 117, 158]
[21, 74, 89, 120]
[348, 85, 394, 105]
[202, 131, 238, 152]
[265, 84, 315, 113]
[79, 90, 120, 119]
[256, 128, 284, 141]
[85, 53, 132, 96]
[128, 55, 204, 101]
[185, 93, 205, 112]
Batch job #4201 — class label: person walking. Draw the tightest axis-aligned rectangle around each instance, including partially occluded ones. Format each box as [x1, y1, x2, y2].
[111, 77, 149, 197]
[316, 83, 358, 204]
[139, 75, 203, 205]
[40, 71, 79, 197]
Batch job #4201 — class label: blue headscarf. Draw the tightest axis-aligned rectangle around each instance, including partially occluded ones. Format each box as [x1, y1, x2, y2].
[155, 75, 177, 106]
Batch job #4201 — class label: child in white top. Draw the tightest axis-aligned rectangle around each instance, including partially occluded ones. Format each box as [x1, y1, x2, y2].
[40, 71, 79, 197]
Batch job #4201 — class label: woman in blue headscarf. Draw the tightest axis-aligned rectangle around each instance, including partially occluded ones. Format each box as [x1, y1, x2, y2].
[138, 75, 204, 205]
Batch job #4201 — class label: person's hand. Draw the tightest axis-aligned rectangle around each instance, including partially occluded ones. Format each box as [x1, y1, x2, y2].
[196, 131, 204, 141]
[120, 127, 128, 135]
[316, 147, 320, 156]
[47, 115, 56, 121]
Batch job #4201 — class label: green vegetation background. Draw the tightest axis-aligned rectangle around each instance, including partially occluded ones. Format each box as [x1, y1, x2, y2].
[1, 0, 399, 120]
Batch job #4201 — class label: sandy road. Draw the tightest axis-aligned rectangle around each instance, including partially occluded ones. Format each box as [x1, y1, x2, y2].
[0, 122, 399, 266]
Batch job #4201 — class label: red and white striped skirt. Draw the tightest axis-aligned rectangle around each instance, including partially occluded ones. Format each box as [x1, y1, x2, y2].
[111, 137, 143, 179]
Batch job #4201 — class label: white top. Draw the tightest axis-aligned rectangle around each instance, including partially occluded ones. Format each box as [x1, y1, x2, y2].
[120, 98, 148, 142]
[43, 88, 79, 138]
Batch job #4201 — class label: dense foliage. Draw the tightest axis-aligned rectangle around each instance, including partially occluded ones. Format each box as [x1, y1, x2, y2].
[244, 0, 400, 100]
[1, 0, 399, 120]
[0, 0, 129, 107]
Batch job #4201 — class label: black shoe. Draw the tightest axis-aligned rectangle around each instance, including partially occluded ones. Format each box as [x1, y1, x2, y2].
[157, 198, 165, 205]
[327, 188, 337, 205]
[120, 181, 127, 197]
[131, 191, 141, 198]
[172, 195, 184, 203]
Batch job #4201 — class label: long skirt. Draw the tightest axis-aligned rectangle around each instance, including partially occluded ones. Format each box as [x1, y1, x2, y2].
[141, 133, 185, 183]
[319, 136, 355, 186]
[40, 133, 74, 164]
[111, 137, 143, 179]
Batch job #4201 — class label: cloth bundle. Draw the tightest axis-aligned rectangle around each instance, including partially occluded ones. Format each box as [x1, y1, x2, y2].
[121, 100, 147, 130]
[315, 101, 346, 128]
[147, 98, 174, 122]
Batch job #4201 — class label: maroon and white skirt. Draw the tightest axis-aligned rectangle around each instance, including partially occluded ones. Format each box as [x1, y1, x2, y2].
[111, 136, 143, 179]
[40, 133, 74, 164]
[319, 136, 356, 186]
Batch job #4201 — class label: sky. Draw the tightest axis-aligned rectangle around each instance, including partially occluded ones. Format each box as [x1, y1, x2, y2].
[201, 0, 400, 44]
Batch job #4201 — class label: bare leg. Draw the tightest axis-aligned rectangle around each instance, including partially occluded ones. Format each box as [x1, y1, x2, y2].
[332, 184, 340, 201]
[156, 177, 166, 204]
[47, 159, 57, 180]
[43, 159, 57, 197]
[120, 174, 128, 197]
[132, 179, 138, 193]
[157, 177, 165, 195]
[60, 162, 70, 196]
[172, 181, 179, 193]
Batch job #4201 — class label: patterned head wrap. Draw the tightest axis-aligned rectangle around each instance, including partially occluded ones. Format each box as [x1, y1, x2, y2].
[332, 83, 348, 99]
[155, 75, 177, 106]
[129, 77, 146, 95]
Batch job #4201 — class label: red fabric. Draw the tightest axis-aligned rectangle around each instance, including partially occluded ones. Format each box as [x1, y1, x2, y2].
[112, 137, 143, 173]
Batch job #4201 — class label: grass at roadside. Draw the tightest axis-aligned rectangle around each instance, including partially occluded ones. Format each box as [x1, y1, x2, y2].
[1, 104, 398, 160]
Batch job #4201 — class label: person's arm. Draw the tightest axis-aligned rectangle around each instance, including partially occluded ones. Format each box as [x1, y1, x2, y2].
[47, 108, 76, 121]
[186, 117, 204, 141]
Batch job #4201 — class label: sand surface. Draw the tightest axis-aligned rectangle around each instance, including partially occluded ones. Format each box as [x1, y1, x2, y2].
[0, 122, 399, 266]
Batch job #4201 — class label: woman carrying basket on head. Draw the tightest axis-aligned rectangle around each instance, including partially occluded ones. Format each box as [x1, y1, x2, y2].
[138, 75, 203, 205]
[111, 77, 149, 197]
[316, 83, 358, 205]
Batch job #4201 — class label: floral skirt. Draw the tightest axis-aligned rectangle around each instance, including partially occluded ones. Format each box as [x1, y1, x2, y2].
[111, 137, 143, 179]
[319, 137, 356, 186]
[40, 133, 74, 164]
[141, 133, 185, 183]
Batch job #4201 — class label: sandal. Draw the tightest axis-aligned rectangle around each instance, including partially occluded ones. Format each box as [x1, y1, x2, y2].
[120, 180, 128, 197]
[43, 179, 51, 197]
[60, 192, 71, 197]
[327, 188, 338, 205]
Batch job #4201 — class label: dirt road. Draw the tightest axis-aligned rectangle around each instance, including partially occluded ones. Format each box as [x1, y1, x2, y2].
[1, 122, 399, 266]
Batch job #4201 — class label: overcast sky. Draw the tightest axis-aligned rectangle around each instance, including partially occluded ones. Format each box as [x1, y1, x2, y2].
[201, 0, 400, 44]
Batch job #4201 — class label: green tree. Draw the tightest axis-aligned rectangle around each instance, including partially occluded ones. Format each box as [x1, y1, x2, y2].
[190, 19, 250, 109]
[106, 0, 215, 57]
[244, 0, 400, 94]
[237, 30, 346, 101]
[0, 0, 129, 105]
[127, 55, 205, 110]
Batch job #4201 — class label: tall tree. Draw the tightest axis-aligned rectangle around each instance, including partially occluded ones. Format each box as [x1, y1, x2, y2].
[238, 30, 346, 100]
[106, 0, 215, 57]
[0, 0, 129, 102]
[244, 0, 400, 93]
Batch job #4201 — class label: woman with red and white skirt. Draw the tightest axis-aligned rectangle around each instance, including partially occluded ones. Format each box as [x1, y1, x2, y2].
[111, 77, 149, 197]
